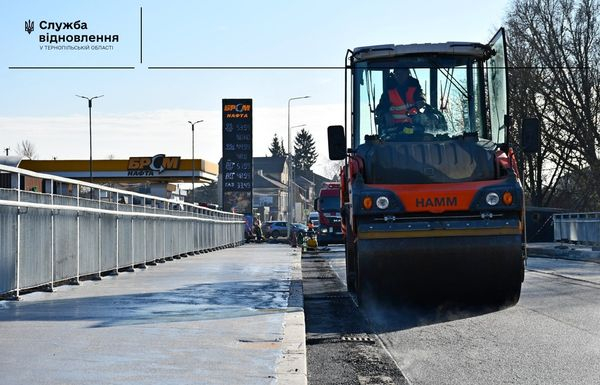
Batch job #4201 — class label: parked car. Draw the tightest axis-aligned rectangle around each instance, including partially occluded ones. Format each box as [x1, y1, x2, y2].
[262, 221, 308, 239]
[263, 221, 287, 239]
[291, 223, 308, 238]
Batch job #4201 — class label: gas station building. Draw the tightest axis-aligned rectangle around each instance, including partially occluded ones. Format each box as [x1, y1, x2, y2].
[14, 154, 218, 199]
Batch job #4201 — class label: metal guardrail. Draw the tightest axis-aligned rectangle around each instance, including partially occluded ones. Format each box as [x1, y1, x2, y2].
[0, 164, 244, 298]
[553, 212, 600, 245]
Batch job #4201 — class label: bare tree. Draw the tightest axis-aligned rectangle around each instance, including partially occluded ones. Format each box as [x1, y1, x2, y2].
[16, 140, 38, 160]
[322, 160, 344, 181]
[505, 0, 600, 209]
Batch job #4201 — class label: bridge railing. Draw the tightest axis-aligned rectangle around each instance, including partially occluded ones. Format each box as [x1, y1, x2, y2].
[0, 164, 244, 298]
[553, 212, 600, 245]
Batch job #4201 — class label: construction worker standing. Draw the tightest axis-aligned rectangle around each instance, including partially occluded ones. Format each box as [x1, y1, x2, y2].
[253, 216, 263, 242]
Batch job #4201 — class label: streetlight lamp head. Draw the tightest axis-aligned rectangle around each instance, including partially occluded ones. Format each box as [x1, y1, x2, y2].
[188, 120, 204, 127]
[76, 94, 103, 107]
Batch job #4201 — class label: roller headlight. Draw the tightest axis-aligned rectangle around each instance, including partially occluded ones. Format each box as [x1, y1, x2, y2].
[486, 192, 500, 206]
[376, 196, 389, 209]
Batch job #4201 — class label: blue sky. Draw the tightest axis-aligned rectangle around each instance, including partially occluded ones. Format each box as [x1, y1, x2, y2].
[0, 0, 510, 176]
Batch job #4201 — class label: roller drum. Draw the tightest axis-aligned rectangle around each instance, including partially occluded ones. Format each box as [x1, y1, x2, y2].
[355, 234, 523, 306]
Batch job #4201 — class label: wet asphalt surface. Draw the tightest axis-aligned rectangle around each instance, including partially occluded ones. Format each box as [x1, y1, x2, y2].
[302, 249, 409, 385]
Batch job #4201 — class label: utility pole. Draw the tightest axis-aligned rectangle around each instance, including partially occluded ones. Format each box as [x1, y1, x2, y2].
[76, 94, 104, 183]
[287, 96, 310, 238]
[188, 120, 203, 204]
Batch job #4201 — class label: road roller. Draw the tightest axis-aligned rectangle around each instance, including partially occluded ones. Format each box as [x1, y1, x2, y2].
[327, 28, 540, 306]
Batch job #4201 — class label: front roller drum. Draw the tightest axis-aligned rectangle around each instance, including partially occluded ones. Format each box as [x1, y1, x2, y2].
[356, 234, 523, 306]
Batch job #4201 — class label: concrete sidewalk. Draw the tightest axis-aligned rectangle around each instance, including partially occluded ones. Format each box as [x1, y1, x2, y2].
[0, 244, 306, 385]
[527, 242, 600, 264]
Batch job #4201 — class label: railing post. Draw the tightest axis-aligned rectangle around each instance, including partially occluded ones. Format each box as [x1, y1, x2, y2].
[50, 178, 55, 292]
[97, 188, 102, 280]
[15, 171, 21, 299]
[75, 184, 80, 284]
[116, 193, 120, 273]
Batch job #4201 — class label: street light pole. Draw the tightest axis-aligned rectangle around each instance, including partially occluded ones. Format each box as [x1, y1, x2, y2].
[288, 123, 306, 228]
[76, 94, 103, 183]
[287, 95, 310, 239]
[188, 120, 203, 204]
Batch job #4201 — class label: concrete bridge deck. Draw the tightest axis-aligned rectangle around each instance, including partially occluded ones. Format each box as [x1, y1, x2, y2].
[0, 243, 305, 385]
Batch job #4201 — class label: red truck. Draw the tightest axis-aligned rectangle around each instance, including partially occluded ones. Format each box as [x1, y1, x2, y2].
[314, 182, 343, 245]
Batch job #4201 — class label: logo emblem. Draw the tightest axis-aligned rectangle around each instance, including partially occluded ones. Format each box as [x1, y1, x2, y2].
[149, 154, 166, 173]
[25, 20, 34, 34]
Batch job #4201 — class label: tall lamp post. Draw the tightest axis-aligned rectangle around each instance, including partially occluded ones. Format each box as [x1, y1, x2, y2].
[76, 94, 103, 183]
[287, 95, 310, 238]
[188, 120, 203, 203]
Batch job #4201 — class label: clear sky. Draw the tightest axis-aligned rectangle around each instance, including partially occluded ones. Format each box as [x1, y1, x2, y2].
[0, 0, 511, 177]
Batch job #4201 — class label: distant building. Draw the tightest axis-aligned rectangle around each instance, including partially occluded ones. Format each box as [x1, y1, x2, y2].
[252, 156, 332, 222]
[253, 157, 288, 221]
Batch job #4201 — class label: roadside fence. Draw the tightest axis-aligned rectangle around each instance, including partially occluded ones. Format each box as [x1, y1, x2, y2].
[553, 212, 600, 246]
[0, 164, 244, 298]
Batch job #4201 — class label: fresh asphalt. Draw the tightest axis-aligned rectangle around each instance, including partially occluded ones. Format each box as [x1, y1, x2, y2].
[302, 247, 409, 385]
[318, 243, 600, 385]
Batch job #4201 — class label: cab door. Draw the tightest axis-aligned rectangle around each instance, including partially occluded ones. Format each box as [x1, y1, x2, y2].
[486, 27, 509, 145]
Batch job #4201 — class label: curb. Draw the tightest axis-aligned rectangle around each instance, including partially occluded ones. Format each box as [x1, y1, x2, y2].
[276, 248, 307, 385]
[527, 244, 600, 264]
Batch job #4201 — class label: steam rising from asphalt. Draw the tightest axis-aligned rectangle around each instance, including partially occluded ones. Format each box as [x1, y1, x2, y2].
[357, 293, 505, 377]
[358, 287, 505, 333]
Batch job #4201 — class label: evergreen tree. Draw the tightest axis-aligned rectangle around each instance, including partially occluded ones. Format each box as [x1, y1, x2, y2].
[293, 128, 318, 171]
[280, 137, 286, 156]
[189, 181, 218, 204]
[268, 133, 286, 157]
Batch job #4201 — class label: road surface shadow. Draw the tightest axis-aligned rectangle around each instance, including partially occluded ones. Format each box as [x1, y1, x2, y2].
[0, 279, 293, 328]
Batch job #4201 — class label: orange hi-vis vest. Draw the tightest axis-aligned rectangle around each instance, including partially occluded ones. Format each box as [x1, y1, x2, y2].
[388, 88, 417, 124]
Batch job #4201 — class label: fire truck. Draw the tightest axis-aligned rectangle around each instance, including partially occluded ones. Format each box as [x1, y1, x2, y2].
[327, 28, 540, 305]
